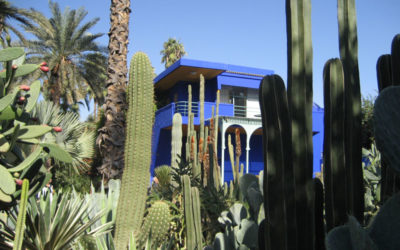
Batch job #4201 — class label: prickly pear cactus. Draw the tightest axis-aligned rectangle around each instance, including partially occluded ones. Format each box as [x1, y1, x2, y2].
[0, 47, 72, 207]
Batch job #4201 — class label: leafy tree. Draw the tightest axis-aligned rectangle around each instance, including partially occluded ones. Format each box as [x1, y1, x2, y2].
[0, 0, 31, 46]
[96, 0, 130, 180]
[20, 1, 105, 111]
[361, 95, 376, 149]
[160, 37, 187, 68]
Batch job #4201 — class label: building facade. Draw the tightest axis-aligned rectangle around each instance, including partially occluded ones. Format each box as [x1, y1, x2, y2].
[151, 58, 324, 182]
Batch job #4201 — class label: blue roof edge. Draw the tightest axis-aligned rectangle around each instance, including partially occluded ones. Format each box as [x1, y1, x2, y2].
[154, 58, 274, 84]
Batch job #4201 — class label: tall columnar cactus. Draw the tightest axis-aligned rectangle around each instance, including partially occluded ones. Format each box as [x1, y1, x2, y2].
[286, 0, 314, 248]
[376, 54, 392, 92]
[182, 175, 202, 249]
[338, 0, 364, 223]
[391, 34, 400, 84]
[375, 34, 400, 203]
[114, 52, 154, 249]
[199, 74, 205, 154]
[323, 58, 348, 231]
[171, 113, 183, 170]
[259, 75, 297, 250]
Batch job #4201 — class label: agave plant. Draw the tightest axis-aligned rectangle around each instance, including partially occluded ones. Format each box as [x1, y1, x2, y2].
[1, 189, 112, 249]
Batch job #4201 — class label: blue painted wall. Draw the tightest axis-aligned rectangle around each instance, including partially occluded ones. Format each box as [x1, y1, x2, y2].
[151, 59, 324, 181]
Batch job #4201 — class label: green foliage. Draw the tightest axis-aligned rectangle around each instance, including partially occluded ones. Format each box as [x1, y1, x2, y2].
[20, 0, 105, 110]
[0, 47, 71, 207]
[362, 143, 381, 225]
[160, 38, 187, 68]
[12, 179, 28, 250]
[361, 95, 376, 149]
[1, 189, 112, 249]
[114, 52, 155, 249]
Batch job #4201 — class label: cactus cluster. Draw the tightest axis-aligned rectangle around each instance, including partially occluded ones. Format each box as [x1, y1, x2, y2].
[114, 52, 155, 249]
[258, 0, 366, 249]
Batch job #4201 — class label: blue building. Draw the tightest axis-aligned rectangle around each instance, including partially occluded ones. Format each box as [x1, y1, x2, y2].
[151, 58, 324, 182]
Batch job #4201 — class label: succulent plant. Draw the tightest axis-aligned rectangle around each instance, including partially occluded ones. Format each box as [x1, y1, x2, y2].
[114, 52, 155, 249]
[0, 47, 72, 208]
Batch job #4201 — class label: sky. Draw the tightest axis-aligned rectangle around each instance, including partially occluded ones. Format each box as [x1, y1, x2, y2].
[9, 0, 400, 119]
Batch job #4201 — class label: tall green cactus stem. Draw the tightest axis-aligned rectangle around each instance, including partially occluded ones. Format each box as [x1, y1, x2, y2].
[214, 90, 220, 154]
[259, 75, 297, 250]
[186, 84, 193, 163]
[182, 175, 202, 249]
[314, 178, 325, 250]
[12, 179, 29, 250]
[286, 0, 313, 248]
[199, 74, 205, 154]
[171, 113, 183, 170]
[391, 34, 400, 84]
[377, 55, 392, 92]
[323, 59, 348, 231]
[338, 0, 364, 223]
[114, 52, 154, 249]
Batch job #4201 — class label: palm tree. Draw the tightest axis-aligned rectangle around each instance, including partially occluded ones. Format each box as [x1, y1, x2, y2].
[160, 38, 187, 68]
[81, 52, 108, 120]
[20, 1, 105, 111]
[0, 0, 31, 46]
[96, 0, 131, 180]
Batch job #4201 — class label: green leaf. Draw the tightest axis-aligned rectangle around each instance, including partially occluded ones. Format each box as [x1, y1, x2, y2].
[25, 80, 41, 112]
[40, 143, 73, 163]
[0, 164, 16, 194]
[14, 64, 40, 78]
[0, 47, 24, 62]
[0, 189, 12, 203]
[0, 88, 18, 112]
[17, 125, 52, 139]
[0, 106, 16, 120]
[8, 147, 42, 173]
[0, 133, 10, 152]
[11, 53, 26, 67]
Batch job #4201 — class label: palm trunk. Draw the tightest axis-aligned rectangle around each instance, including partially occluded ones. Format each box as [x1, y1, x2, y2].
[96, 0, 130, 180]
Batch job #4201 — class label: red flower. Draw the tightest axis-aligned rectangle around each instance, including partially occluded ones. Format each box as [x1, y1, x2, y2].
[19, 85, 30, 91]
[40, 61, 47, 66]
[53, 126, 62, 132]
[15, 179, 23, 186]
[40, 66, 49, 72]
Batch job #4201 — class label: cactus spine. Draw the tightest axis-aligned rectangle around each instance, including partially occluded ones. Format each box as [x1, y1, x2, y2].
[286, 0, 314, 248]
[323, 58, 348, 230]
[259, 75, 297, 250]
[114, 52, 154, 249]
[338, 0, 364, 223]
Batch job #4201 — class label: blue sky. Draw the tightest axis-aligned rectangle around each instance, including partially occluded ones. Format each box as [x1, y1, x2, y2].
[9, 0, 400, 118]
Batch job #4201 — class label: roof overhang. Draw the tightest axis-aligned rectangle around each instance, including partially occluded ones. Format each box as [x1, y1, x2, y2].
[153, 58, 273, 92]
